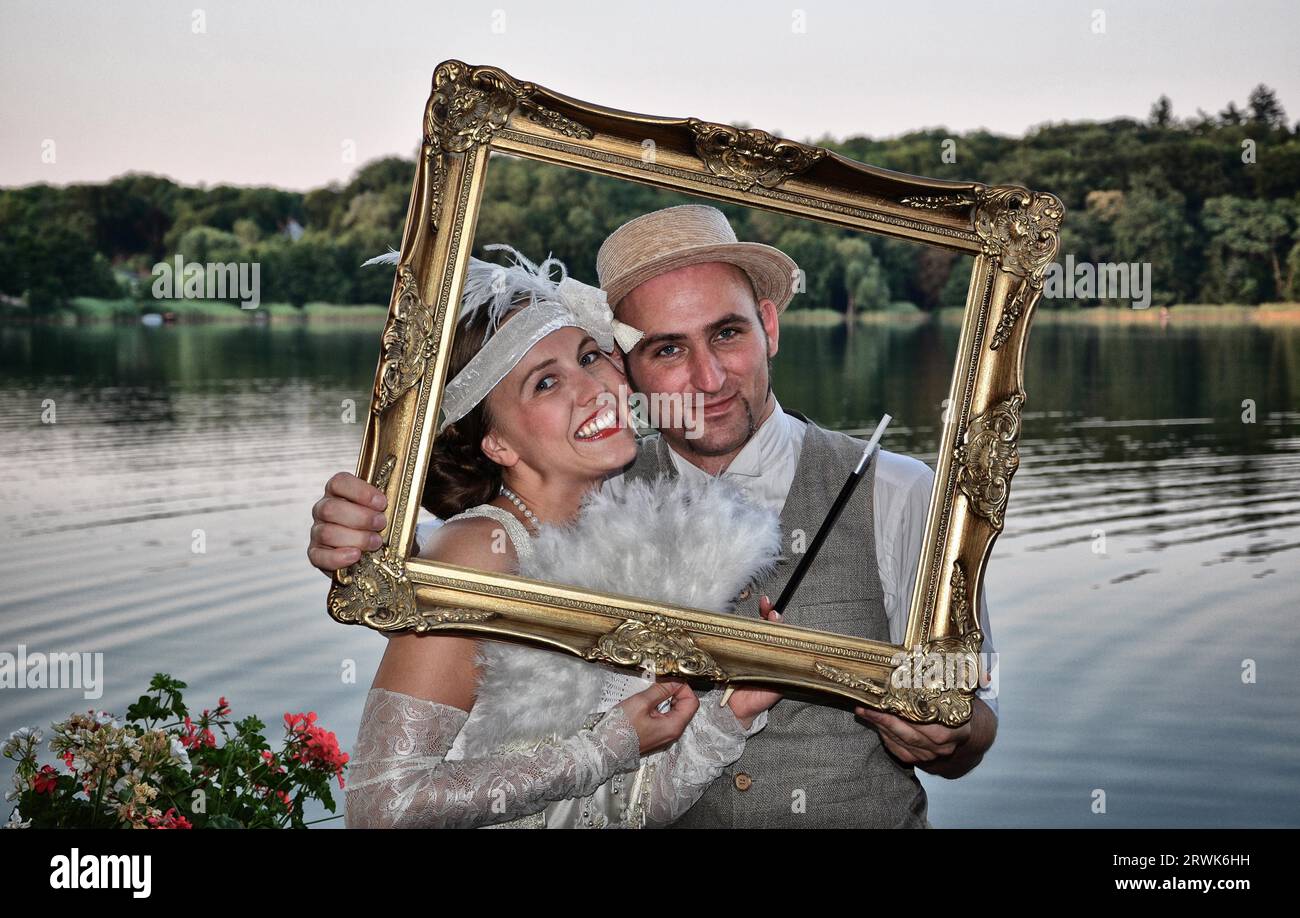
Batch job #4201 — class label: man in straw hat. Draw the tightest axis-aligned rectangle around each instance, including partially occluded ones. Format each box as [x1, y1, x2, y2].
[308, 203, 998, 828]
[594, 203, 998, 829]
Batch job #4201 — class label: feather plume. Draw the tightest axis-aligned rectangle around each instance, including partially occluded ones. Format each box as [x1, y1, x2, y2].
[454, 475, 782, 757]
[363, 243, 570, 342]
[360, 248, 400, 267]
[458, 244, 569, 343]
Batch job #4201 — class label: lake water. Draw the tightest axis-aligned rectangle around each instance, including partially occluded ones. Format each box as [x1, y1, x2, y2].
[2, 316, 1297, 828]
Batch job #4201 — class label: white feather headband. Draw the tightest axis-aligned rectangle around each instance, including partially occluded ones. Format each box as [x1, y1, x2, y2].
[364, 245, 644, 432]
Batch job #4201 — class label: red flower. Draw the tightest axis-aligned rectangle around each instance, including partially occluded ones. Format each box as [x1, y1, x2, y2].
[33, 765, 59, 794]
[146, 807, 193, 829]
[291, 724, 349, 788]
[283, 711, 318, 735]
[215, 696, 231, 717]
[260, 749, 286, 775]
[177, 715, 216, 750]
[61, 751, 76, 772]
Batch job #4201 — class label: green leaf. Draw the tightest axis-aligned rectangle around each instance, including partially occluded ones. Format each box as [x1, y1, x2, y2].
[205, 813, 243, 829]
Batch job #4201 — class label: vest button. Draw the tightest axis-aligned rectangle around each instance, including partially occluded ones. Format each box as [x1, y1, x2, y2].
[733, 772, 753, 792]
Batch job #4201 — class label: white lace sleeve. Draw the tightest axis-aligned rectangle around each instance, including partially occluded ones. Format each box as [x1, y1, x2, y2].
[344, 687, 642, 829]
[640, 688, 768, 828]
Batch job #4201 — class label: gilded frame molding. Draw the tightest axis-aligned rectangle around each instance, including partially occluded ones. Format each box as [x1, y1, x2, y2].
[327, 60, 1064, 726]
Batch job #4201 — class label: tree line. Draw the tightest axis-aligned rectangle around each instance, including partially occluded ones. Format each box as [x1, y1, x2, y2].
[2, 84, 1297, 314]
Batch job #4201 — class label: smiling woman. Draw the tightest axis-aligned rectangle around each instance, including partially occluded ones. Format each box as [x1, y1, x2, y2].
[419, 263, 635, 521]
[418, 251, 642, 527]
[480, 325, 636, 479]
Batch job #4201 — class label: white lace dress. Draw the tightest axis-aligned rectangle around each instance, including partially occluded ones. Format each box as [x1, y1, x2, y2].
[344, 504, 768, 829]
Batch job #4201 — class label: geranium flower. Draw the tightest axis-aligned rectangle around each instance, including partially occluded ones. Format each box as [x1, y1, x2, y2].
[32, 766, 59, 795]
[2, 727, 42, 757]
[145, 807, 192, 829]
[292, 724, 349, 789]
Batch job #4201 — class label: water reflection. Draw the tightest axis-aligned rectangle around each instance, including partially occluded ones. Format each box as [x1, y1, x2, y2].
[1, 317, 1296, 827]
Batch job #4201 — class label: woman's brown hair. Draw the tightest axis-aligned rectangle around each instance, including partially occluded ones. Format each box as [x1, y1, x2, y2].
[422, 305, 508, 519]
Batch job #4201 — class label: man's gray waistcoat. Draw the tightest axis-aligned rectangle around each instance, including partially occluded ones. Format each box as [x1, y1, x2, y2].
[622, 409, 930, 828]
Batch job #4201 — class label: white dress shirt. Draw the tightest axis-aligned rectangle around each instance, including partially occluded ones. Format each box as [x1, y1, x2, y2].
[611, 396, 999, 719]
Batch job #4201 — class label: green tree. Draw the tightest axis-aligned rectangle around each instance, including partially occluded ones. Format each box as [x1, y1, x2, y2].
[1149, 95, 1174, 128]
[1108, 171, 1197, 306]
[173, 225, 245, 266]
[835, 236, 890, 314]
[1200, 196, 1293, 303]
[774, 228, 840, 311]
[1247, 84, 1288, 131]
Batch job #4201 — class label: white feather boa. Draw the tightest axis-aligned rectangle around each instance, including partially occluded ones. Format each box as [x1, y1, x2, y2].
[454, 474, 782, 758]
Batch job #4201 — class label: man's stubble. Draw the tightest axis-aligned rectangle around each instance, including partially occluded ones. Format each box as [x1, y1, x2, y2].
[625, 354, 775, 460]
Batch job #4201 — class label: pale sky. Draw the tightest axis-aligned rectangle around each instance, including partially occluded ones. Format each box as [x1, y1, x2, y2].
[2, 0, 1297, 190]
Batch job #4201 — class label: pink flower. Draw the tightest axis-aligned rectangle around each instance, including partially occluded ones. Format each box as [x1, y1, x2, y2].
[290, 723, 349, 788]
[179, 716, 200, 749]
[146, 807, 193, 829]
[283, 711, 319, 735]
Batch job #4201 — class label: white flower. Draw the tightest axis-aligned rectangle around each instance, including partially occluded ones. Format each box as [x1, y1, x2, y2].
[2, 727, 42, 758]
[169, 736, 191, 768]
[3, 808, 32, 829]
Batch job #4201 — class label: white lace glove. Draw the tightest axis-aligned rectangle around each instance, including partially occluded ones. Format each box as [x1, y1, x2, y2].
[640, 688, 767, 828]
[344, 687, 642, 829]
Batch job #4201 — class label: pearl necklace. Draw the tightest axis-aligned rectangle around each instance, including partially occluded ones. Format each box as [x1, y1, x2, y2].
[499, 485, 540, 533]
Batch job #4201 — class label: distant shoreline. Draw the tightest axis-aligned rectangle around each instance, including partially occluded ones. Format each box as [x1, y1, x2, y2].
[0, 298, 390, 326]
[780, 304, 1300, 326]
[4, 300, 1299, 327]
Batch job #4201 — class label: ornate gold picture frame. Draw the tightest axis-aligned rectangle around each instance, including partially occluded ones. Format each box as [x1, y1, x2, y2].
[326, 59, 1064, 726]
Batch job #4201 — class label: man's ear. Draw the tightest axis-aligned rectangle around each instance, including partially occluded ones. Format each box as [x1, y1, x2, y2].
[480, 429, 519, 469]
[758, 298, 780, 358]
[621, 348, 642, 393]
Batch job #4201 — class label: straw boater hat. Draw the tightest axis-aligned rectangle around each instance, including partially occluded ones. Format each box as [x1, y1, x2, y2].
[596, 204, 799, 314]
